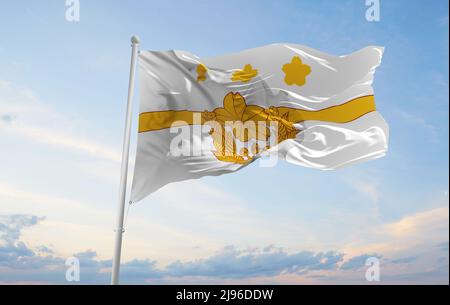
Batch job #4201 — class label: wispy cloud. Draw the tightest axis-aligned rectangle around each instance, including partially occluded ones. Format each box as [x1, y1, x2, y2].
[348, 179, 381, 204]
[0, 80, 121, 162]
[398, 110, 440, 143]
[6, 123, 121, 162]
[340, 201, 449, 269]
[383, 206, 449, 241]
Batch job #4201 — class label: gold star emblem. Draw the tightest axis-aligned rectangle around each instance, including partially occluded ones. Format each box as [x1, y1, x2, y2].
[231, 64, 258, 83]
[282, 56, 311, 86]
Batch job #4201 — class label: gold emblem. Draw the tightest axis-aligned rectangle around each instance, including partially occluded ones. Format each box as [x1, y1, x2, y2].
[196, 64, 208, 82]
[201, 92, 300, 164]
[231, 64, 258, 83]
[282, 56, 311, 86]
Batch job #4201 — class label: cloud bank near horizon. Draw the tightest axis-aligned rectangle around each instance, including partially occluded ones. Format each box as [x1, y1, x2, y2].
[0, 214, 447, 284]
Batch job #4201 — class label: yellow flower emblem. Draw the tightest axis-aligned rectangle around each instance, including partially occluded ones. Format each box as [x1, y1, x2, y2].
[196, 64, 208, 82]
[231, 64, 258, 83]
[282, 56, 311, 86]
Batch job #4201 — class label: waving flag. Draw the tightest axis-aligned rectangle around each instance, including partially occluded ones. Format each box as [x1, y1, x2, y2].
[130, 44, 389, 202]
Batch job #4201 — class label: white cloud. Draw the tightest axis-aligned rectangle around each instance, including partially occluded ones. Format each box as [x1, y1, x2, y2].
[383, 206, 449, 241]
[1, 213, 447, 284]
[342, 197, 449, 257]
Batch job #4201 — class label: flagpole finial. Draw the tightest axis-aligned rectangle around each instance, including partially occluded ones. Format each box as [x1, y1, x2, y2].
[131, 36, 140, 45]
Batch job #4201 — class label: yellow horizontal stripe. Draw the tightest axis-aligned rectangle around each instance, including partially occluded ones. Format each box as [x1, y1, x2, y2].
[281, 95, 376, 123]
[138, 95, 376, 133]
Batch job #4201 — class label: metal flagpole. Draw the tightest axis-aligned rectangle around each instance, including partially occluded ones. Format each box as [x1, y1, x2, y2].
[111, 35, 140, 285]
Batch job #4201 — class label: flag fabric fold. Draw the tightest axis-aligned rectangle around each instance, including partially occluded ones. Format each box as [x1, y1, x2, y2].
[131, 43, 389, 203]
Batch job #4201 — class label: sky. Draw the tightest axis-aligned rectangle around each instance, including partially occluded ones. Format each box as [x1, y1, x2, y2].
[0, 0, 448, 284]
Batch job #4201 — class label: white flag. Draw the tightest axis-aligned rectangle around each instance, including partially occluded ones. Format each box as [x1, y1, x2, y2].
[131, 44, 389, 202]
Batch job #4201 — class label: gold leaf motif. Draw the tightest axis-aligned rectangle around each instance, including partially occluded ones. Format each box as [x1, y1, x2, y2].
[202, 92, 300, 164]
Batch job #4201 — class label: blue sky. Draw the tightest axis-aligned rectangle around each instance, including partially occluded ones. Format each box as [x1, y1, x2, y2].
[0, 0, 448, 284]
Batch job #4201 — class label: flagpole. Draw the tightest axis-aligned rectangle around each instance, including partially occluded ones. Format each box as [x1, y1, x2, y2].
[111, 35, 140, 285]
